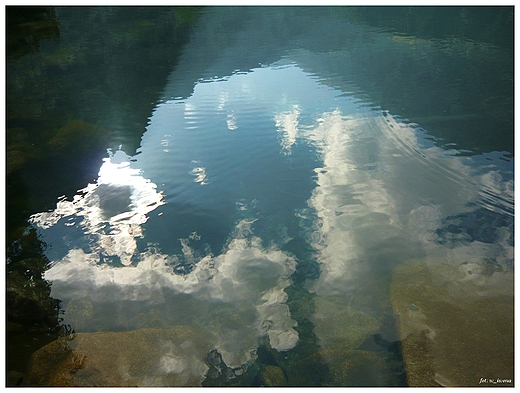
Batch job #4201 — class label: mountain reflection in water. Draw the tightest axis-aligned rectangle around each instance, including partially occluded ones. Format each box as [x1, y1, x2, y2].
[23, 6, 513, 387]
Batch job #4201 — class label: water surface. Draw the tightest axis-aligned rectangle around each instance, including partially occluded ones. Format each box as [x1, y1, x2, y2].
[8, 6, 514, 387]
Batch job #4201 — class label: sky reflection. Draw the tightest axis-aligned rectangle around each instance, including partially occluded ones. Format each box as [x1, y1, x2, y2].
[28, 9, 513, 385]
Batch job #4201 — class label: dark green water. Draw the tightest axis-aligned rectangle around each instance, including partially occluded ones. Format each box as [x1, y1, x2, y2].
[6, 6, 513, 387]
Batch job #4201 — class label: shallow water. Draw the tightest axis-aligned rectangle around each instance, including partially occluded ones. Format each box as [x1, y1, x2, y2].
[8, 6, 513, 387]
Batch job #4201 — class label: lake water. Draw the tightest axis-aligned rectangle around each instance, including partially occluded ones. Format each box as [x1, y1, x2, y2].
[7, 6, 514, 387]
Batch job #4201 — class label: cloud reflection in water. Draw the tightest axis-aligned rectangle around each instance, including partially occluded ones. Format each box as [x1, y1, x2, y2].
[30, 149, 299, 369]
[29, 59, 513, 383]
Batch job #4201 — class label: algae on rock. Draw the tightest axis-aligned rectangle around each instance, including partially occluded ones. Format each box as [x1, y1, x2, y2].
[260, 365, 287, 386]
[23, 326, 216, 387]
[311, 296, 381, 350]
[390, 258, 513, 387]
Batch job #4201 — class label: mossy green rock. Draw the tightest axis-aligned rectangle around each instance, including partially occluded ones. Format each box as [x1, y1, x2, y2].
[23, 326, 215, 387]
[390, 258, 513, 387]
[261, 365, 287, 386]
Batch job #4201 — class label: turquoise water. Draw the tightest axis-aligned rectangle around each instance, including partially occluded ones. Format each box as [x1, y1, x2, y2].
[7, 7, 513, 387]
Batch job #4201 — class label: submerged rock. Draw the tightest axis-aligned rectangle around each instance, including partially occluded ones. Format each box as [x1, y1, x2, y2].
[7, 370, 24, 387]
[311, 296, 381, 350]
[284, 296, 402, 386]
[260, 365, 287, 386]
[48, 119, 105, 152]
[64, 299, 93, 331]
[287, 348, 402, 386]
[390, 258, 513, 387]
[7, 149, 27, 174]
[23, 326, 216, 387]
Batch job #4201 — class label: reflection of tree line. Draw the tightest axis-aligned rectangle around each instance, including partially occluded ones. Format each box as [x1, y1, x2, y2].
[6, 6, 202, 385]
[7, 7, 60, 59]
[165, 6, 512, 157]
[294, 7, 513, 156]
[6, 6, 513, 386]
[6, 227, 62, 386]
[352, 6, 513, 50]
[7, 6, 202, 234]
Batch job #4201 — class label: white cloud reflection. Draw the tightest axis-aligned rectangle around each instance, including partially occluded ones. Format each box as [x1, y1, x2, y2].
[275, 104, 300, 155]
[39, 220, 297, 368]
[30, 148, 299, 369]
[31, 149, 165, 266]
[29, 57, 512, 383]
[189, 164, 208, 185]
[297, 107, 513, 351]
[277, 98, 512, 261]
